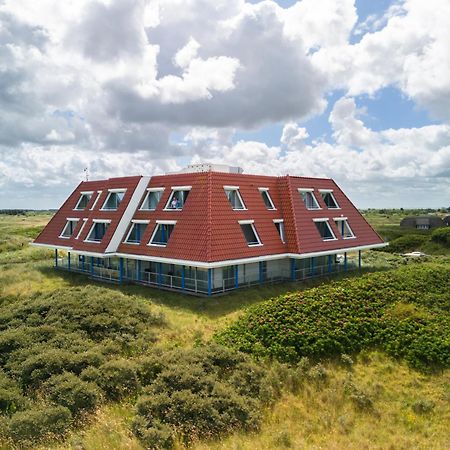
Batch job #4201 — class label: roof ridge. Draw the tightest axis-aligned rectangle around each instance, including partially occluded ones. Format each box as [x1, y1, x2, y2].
[285, 176, 302, 252]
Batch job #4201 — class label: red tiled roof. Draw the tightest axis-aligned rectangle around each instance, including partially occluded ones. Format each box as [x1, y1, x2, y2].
[34, 171, 384, 263]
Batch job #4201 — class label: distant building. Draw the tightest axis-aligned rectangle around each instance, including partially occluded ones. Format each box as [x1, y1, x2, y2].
[400, 216, 444, 230]
[32, 164, 386, 296]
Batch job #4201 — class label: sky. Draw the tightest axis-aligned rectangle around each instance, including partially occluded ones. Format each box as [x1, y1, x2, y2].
[0, 0, 449, 209]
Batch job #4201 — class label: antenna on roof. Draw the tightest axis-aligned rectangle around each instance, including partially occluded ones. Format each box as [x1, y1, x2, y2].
[83, 167, 89, 181]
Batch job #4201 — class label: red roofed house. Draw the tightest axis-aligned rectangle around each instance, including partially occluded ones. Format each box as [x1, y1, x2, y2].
[32, 164, 386, 295]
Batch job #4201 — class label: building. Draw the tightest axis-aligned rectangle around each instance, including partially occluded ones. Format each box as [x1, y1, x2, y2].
[400, 216, 444, 230]
[32, 165, 386, 295]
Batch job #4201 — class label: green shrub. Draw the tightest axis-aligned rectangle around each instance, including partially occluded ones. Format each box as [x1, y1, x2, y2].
[8, 405, 72, 442]
[0, 371, 25, 415]
[411, 399, 435, 414]
[43, 372, 101, 415]
[132, 345, 272, 447]
[216, 265, 450, 371]
[386, 234, 428, 253]
[431, 227, 450, 247]
[97, 359, 140, 400]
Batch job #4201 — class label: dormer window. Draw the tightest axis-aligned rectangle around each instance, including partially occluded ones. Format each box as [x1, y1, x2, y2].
[313, 218, 336, 241]
[224, 186, 246, 210]
[148, 221, 176, 246]
[239, 220, 262, 246]
[85, 220, 111, 243]
[334, 217, 355, 239]
[124, 220, 149, 244]
[320, 189, 340, 209]
[140, 188, 164, 211]
[74, 192, 93, 210]
[259, 188, 276, 210]
[101, 189, 126, 211]
[299, 188, 320, 210]
[60, 219, 79, 239]
[273, 219, 285, 243]
[165, 186, 191, 210]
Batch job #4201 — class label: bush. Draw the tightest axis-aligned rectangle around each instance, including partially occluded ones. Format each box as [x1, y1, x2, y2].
[216, 265, 450, 371]
[431, 227, 450, 247]
[386, 234, 428, 253]
[132, 345, 272, 447]
[8, 405, 72, 442]
[43, 372, 101, 415]
[97, 359, 140, 400]
[0, 371, 25, 415]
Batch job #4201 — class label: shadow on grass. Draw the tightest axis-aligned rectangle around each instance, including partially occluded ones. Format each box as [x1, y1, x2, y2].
[37, 264, 385, 319]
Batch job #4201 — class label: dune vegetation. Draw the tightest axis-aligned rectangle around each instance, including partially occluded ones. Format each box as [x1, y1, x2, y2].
[0, 212, 449, 449]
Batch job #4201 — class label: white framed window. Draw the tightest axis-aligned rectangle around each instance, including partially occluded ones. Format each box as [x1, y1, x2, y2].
[273, 219, 285, 243]
[140, 188, 164, 211]
[124, 220, 149, 244]
[164, 186, 191, 210]
[74, 192, 93, 210]
[299, 188, 321, 210]
[101, 189, 126, 211]
[75, 218, 88, 239]
[259, 188, 276, 210]
[224, 186, 246, 210]
[319, 189, 340, 209]
[313, 218, 336, 241]
[85, 220, 111, 243]
[89, 190, 102, 210]
[334, 217, 355, 239]
[148, 220, 176, 246]
[238, 220, 262, 246]
[59, 218, 79, 239]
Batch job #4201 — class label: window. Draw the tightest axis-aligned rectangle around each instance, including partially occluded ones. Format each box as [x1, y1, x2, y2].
[259, 188, 276, 210]
[85, 220, 110, 242]
[101, 189, 126, 210]
[124, 221, 149, 244]
[165, 187, 191, 210]
[239, 220, 262, 246]
[273, 219, 285, 243]
[320, 190, 340, 209]
[313, 219, 336, 241]
[149, 221, 176, 246]
[74, 192, 93, 210]
[140, 188, 164, 210]
[60, 219, 79, 238]
[224, 186, 246, 210]
[334, 218, 355, 238]
[90, 191, 102, 210]
[299, 189, 320, 210]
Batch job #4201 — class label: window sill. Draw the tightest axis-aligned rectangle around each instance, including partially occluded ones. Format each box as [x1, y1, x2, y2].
[343, 236, 356, 240]
[306, 207, 322, 210]
[123, 241, 141, 245]
[163, 208, 183, 211]
[100, 208, 118, 211]
[322, 238, 338, 241]
[248, 243, 263, 247]
[148, 243, 168, 247]
[84, 240, 102, 243]
[139, 208, 157, 211]
[59, 236, 71, 239]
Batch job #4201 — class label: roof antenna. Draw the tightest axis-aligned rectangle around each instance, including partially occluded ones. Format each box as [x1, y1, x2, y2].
[83, 167, 89, 181]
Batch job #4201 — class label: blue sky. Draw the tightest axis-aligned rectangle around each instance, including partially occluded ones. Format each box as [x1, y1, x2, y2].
[0, 0, 449, 209]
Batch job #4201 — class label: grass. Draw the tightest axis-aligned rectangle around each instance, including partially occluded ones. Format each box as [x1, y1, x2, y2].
[1, 211, 449, 449]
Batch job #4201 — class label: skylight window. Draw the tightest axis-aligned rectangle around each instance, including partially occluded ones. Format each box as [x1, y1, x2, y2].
[60, 219, 79, 238]
[299, 189, 320, 210]
[224, 186, 246, 210]
[273, 219, 285, 243]
[334, 217, 355, 239]
[320, 190, 340, 209]
[74, 192, 93, 210]
[140, 188, 164, 211]
[165, 186, 191, 210]
[313, 218, 336, 241]
[85, 220, 110, 242]
[124, 221, 149, 244]
[101, 189, 126, 210]
[149, 221, 176, 246]
[239, 220, 262, 246]
[259, 188, 276, 210]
